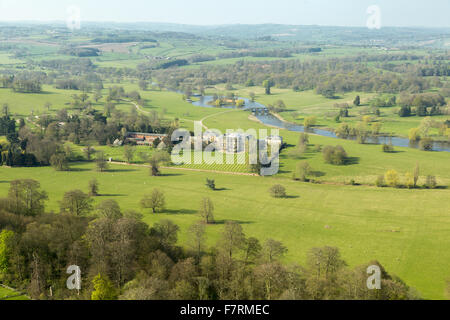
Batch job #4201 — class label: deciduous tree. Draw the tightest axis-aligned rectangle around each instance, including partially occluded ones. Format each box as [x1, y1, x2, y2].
[199, 197, 215, 224]
[60, 190, 93, 216]
[140, 189, 166, 214]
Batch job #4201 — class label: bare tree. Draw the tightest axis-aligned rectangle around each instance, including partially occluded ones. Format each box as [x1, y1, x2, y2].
[140, 189, 166, 214]
[219, 221, 246, 260]
[187, 223, 206, 262]
[123, 145, 135, 164]
[414, 163, 420, 188]
[199, 197, 215, 224]
[89, 179, 100, 196]
[95, 151, 109, 172]
[83, 144, 96, 161]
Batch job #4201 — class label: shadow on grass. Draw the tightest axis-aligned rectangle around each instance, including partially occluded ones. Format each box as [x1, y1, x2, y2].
[159, 173, 184, 177]
[107, 168, 139, 173]
[37, 91, 55, 95]
[98, 194, 127, 197]
[345, 157, 360, 165]
[213, 187, 230, 191]
[69, 168, 92, 172]
[383, 150, 405, 154]
[311, 171, 326, 178]
[164, 209, 197, 215]
[213, 220, 255, 225]
[284, 195, 300, 199]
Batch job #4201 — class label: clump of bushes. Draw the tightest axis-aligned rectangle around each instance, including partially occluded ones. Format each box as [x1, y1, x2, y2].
[375, 175, 385, 187]
[385, 170, 400, 188]
[419, 138, 433, 151]
[292, 161, 311, 182]
[269, 184, 287, 198]
[206, 178, 216, 190]
[323, 145, 347, 165]
[376, 168, 439, 189]
[425, 175, 437, 189]
[382, 144, 395, 153]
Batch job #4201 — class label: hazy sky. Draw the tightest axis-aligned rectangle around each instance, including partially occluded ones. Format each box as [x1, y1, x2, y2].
[0, 0, 449, 27]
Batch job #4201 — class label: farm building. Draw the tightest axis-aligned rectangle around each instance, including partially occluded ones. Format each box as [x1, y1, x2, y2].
[126, 132, 167, 146]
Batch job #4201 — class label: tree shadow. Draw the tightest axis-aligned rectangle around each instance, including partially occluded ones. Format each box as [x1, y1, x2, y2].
[284, 195, 300, 199]
[345, 157, 360, 165]
[159, 173, 184, 177]
[383, 150, 405, 154]
[213, 220, 254, 225]
[213, 187, 230, 191]
[69, 168, 92, 172]
[37, 91, 55, 95]
[310, 171, 326, 178]
[98, 194, 127, 197]
[107, 168, 138, 173]
[164, 209, 197, 215]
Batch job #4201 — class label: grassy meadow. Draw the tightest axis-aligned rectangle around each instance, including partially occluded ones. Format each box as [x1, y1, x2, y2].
[1, 101, 449, 298]
[0, 36, 449, 299]
[0, 157, 448, 299]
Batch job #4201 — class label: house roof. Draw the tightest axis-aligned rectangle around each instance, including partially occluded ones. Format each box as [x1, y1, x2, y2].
[127, 132, 167, 137]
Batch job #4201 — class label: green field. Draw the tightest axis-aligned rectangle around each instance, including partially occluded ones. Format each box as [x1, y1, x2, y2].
[0, 156, 448, 299]
[1, 26, 449, 300]
[1, 82, 449, 299]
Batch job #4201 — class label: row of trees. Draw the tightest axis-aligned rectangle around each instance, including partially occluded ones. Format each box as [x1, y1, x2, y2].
[153, 56, 437, 97]
[398, 92, 447, 117]
[408, 117, 450, 145]
[376, 164, 438, 189]
[0, 74, 42, 93]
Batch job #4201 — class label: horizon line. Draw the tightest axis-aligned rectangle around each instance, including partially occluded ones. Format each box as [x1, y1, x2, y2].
[0, 20, 449, 30]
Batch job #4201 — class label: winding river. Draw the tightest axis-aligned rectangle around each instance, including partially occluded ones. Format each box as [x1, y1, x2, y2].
[189, 95, 450, 152]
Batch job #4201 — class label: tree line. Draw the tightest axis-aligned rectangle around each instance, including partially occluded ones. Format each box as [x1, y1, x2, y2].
[152, 56, 438, 99]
